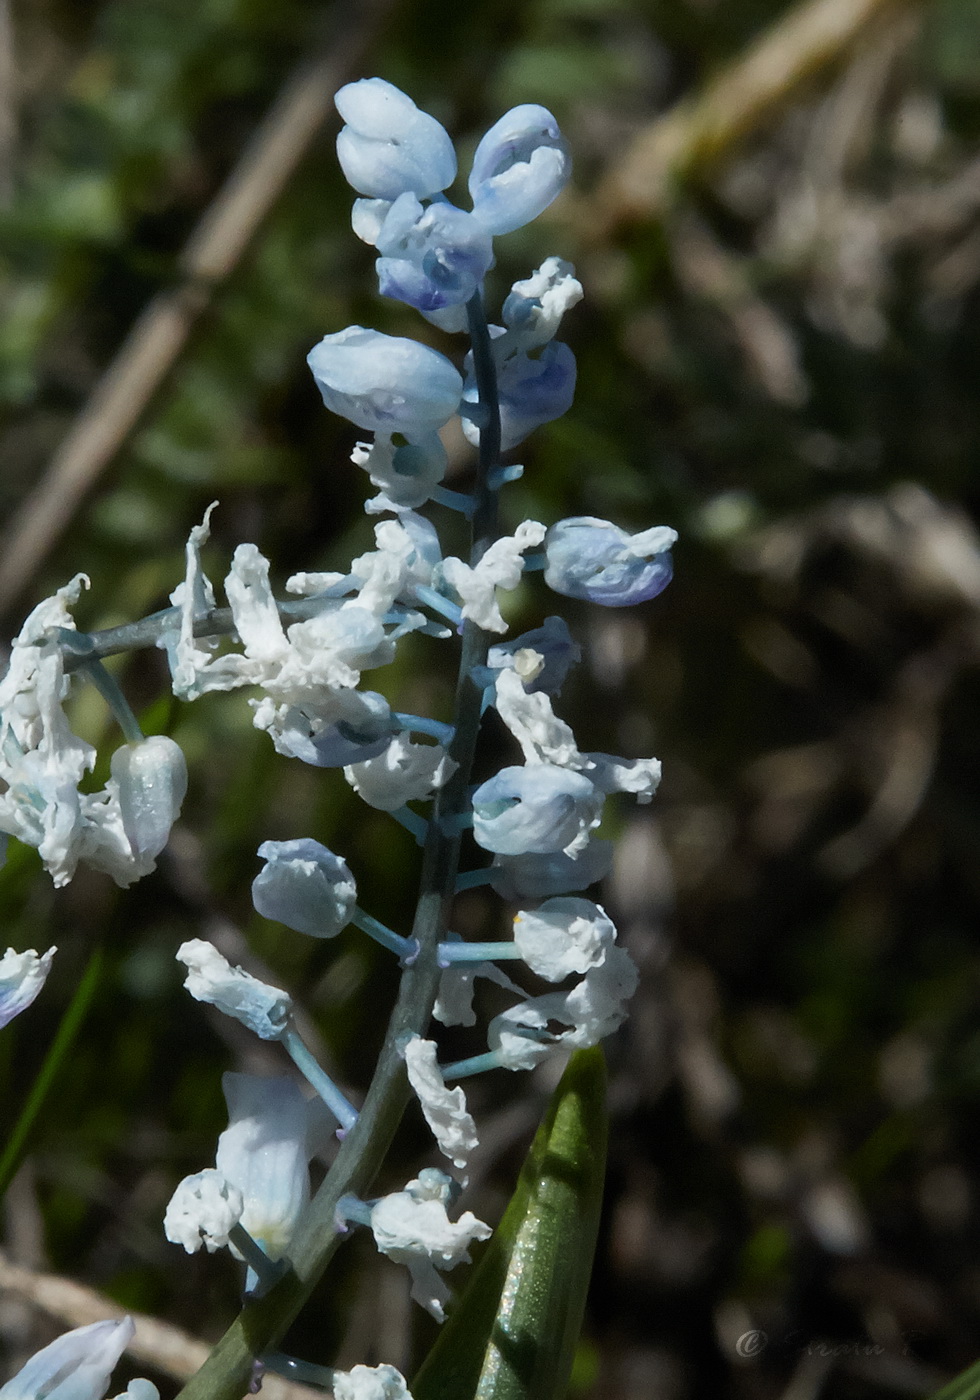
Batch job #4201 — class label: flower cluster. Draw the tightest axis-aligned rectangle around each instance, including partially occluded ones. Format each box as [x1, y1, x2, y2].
[0, 77, 678, 1398]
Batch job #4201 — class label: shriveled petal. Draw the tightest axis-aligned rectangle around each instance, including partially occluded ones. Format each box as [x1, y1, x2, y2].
[493, 668, 584, 768]
[403, 1036, 478, 1170]
[370, 1170, 491, 1320]
[332, 1365, 414, 1400]
[439, 521, 546, 633]
[513, 897, 616, 980]
[0, 946, 55, 1029]
[501, 257, 583, 351]
[345, 735, 456, 810]
[176, 939, 291, 1040]
[164, 1169, 244, 1254]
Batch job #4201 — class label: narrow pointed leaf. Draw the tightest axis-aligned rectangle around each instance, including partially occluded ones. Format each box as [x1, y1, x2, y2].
[926, 1357, 980, 1400]
[413, 1046, 607, 1400]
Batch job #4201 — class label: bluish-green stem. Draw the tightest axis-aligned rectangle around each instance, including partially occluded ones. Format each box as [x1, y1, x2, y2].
[53, 630, 144, 743]
[228, 1225, 285, 1296]
[351, 907, 418, 961]
[441, 1050, 505, 1081]
[173, 288, 503, 1400]
[260, 1353, 333, 1388]
[281, 1025, 358, 1134]
[437, 939, 522, 965]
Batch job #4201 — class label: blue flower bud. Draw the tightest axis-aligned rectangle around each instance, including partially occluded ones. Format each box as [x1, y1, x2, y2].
[110, 735, 188, 859]
[252, 838, 356, 938]
[374, 195, 494, 312]
[462, 340, 576, 450]
[471, 764, 601, 856]
[308, 328, 462, 438]
[469, 104, 570, 235]
[335, 79, 456, 200]
[544, 517, 678, 607]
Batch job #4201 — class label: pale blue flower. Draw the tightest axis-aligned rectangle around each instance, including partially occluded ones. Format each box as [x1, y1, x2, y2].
[478, 616, 581, 696]
[307, 328, 462, 438]
[0, 946, 55, 1029]
[373, 195, 494, 313]
[335, 79, 456, 200]
[488, 840, 613, 900]
[544, 518, 678, 606]
[285, 691, 395, 769]
[252, 838, 356, 939]
[0, 1317, 157, 1400]
[471, 764, 601, 857]
[216, 1072, 312, 1260]
[469, 104, 571, 235]
[462, 340, 576, 450]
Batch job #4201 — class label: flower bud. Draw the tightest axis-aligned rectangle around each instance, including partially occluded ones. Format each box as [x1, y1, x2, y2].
[335, 78, 457, 200]
[308, 328, 462, 438]
[469, 104, 570, 234]
[110, 735, 187, 859]
[544, 517, 678, 607]
[252, 838, 356, 938]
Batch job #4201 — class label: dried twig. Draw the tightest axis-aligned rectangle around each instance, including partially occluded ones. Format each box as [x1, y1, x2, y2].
[0, 1249, 323, 1398]
[0, 0, 396, 617]
[584, 0, 917, 239]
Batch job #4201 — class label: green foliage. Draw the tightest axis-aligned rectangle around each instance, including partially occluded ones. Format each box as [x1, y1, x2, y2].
[413, 1049, 607, 1400]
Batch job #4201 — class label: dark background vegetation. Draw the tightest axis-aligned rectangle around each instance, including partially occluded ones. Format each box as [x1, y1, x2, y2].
[3, 0, 980, 1396]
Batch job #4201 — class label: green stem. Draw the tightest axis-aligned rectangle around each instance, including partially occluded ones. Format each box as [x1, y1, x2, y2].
[173, 290, 502, 1400]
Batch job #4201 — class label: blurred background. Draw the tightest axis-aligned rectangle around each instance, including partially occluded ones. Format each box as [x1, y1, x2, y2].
[2, 0, 980, 1396]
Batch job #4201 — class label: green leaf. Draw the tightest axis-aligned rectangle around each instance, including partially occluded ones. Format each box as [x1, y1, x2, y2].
[926, 1356, 980, 1400]
[413, 1047, 608, 1400]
